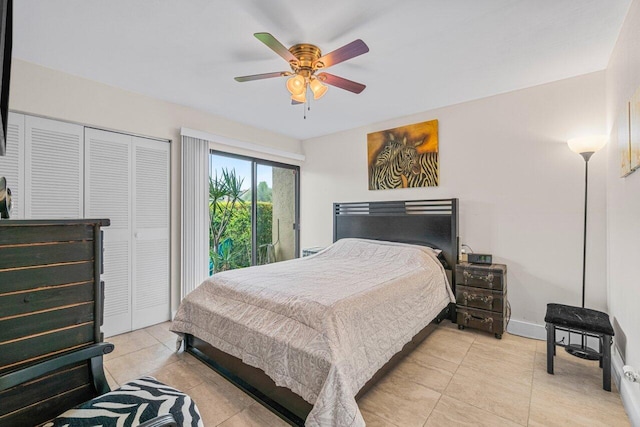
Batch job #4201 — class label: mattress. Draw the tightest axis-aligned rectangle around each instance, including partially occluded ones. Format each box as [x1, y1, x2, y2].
[171, 238, 454, 426]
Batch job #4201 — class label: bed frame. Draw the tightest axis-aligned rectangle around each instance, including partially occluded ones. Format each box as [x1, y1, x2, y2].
[185, 198, 459, 426]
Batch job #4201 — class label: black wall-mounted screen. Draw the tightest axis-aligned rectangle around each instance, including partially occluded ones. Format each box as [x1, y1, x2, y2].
[0, 0, 12, 157]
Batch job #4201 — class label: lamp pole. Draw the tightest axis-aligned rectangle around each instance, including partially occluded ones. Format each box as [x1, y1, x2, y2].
[565, 135, 606, 360]
[579, 151, 593, 309]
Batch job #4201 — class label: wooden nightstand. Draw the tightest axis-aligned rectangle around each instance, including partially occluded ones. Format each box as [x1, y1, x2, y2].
[455, 262, 508, 339]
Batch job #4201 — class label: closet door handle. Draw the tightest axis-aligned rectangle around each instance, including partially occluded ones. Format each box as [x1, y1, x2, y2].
[134, 232, 141, 239]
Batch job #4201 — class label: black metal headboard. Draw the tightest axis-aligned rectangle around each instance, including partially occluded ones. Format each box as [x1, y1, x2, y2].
[333, 199, 459, 285]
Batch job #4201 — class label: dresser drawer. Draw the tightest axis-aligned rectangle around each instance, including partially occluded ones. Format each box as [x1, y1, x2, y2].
[455, 263, 506, 290]
[456, 307, 505, 337]
[456, 285, 504, 312]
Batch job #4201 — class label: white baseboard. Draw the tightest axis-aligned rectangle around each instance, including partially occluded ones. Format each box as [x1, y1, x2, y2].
[613, 347, 640, 426]
[507, 319, 546, 340]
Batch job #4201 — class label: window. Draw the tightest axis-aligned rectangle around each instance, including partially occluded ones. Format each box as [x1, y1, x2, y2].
[209, 151, 299, 273]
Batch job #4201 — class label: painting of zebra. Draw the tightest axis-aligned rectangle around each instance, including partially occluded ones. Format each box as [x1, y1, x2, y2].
[367, 119, 439, 190]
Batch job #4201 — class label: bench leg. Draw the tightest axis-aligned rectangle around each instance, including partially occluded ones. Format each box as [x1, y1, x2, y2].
[546, 323, 555, 375]
[603, 334, 611, 391]
[599, 335, 603, 369]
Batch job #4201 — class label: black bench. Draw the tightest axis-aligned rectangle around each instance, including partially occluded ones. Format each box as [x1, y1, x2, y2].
[545, 303, 614, 391]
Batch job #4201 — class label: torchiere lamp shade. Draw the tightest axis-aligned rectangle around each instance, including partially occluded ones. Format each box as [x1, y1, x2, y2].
[568, 135, 608, 155]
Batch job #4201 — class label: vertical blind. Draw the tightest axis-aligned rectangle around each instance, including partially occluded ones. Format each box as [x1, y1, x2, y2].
[180, 135, 210, 298]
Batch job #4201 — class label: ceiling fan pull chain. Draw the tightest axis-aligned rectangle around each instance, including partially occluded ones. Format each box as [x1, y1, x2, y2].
[304, 84, 309, 119]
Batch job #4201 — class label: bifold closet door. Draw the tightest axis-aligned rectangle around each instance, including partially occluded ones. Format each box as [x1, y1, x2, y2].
[131, 136, 170, 330]
[84, 129, 170, 336]
[85, 128, 132, 336]
[25, 116, 84, 219]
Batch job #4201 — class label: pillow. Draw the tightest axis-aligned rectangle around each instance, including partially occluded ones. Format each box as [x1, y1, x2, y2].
[435, 251, 450, 269]
[418, 245, 449, 269]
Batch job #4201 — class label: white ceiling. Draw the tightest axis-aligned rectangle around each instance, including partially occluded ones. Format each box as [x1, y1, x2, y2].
[13, 0, 631, 140]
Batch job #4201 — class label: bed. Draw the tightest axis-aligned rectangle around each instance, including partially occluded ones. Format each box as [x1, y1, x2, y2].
[171, 199, 459, 426]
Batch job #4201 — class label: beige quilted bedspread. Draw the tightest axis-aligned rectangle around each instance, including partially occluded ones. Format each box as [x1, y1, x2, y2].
[171, 238, 454, 426]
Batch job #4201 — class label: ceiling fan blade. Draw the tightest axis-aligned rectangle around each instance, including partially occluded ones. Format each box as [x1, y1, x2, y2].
[315, 39, 369, 68]
[317, 72, 366, 94]
[291, 99, 303, 105]
[254, 33, 299, 64]
[234, 71, 290, 82]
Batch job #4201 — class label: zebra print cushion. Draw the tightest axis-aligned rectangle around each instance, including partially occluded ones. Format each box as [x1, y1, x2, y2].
[45, 377, 203, 427]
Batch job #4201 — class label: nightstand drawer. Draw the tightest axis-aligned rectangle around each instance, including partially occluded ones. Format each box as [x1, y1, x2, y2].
[456, 307, 505, 336]
[455, 263, 506, 290]
[456, 285, 504, 312]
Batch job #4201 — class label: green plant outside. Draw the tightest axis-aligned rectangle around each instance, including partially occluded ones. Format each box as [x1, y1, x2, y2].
[209, 167, 274, 274]
[209, 201, 273, 272]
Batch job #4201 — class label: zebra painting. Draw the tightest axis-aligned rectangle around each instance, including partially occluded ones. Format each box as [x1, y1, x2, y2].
[407, 151, 439, 187]
[367, 119, 439, 190]
[369, 134, 420, 189]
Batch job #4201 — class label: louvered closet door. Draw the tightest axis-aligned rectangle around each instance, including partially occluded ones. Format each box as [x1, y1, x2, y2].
[25, 116, 84, 219]
[0, 113, 24, 218]
[85, 128, 133, 337]
[131, 136, 170, 329]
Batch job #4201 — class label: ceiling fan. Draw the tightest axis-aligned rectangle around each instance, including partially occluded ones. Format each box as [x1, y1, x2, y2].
[234, 33, 369, 105]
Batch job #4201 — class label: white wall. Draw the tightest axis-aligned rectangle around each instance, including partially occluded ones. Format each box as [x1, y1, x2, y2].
[9, 59, 303, 313]
[301, 72, 607, 334]
[606, 0, 640, 370]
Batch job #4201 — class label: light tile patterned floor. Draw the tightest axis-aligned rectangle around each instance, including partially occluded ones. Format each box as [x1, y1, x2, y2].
[103, 321, 630, 426]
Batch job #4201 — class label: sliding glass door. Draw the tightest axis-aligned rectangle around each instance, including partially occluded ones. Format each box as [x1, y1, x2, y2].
[210, 151, 299, 273]
[209, 154, 252, 273]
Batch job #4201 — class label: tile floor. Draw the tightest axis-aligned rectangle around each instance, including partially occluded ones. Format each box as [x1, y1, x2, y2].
[103, 320, 630, 426]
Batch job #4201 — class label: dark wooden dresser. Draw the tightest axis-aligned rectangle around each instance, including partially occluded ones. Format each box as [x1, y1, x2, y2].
[0, 219, 110, 426]
[455, 262, 507, 339]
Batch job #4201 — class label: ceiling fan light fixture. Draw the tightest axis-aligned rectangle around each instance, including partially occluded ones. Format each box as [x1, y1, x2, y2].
[234, 33, 369, 114]
[286, 74, 305, 95]
[291, 90, 306, 103]
[310, 78, 328, 99]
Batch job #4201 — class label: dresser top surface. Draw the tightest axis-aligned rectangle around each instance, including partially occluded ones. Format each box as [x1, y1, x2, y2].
[0, 218, 110, 227]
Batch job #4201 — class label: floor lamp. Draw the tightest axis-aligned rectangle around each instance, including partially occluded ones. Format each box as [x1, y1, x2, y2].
[566, 135, 607, 359]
